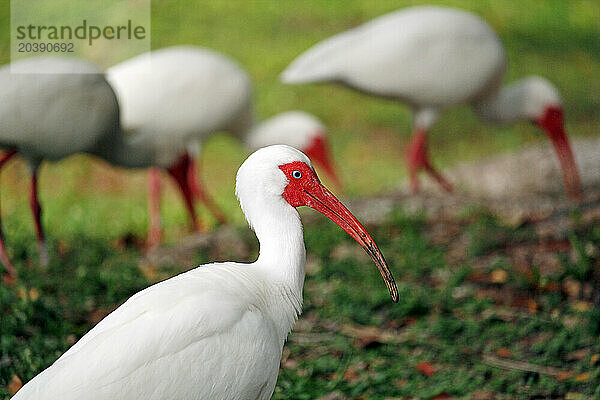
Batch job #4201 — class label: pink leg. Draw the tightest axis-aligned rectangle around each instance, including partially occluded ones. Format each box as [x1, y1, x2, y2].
[187, 157, 227, 225]
[0, 150, 18, 283]
[167, 154, 204, 233]
[405, 128, 453, 193]
[147, 167, 162, 248]
[29, 167, 49, 266]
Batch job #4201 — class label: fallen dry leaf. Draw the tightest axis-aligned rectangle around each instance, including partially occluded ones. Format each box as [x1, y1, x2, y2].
[527, 299, 538, 314]
[565, 392, 584, 400]
[494, 347, 513, 358]
[491, 269, 508, 284]
[566, 348, 590, 361]
[467, 270, 489, 283]
[342, 365, 362, 384]
[566, 392, 584, 400]
[87, 307, 113, 325]
[2, 273, 17, 286]
[282, 358, 297, 368]
[556, 370, 573, 381]
[542, 281, 560, 292]
[574, 372, 590, 382]
[431, 392, 451, 399]
[29, 288, 39, 301]
[572, 301, 591, 312]
[590, 354, 599, 366]
[563, 278, 581, 298]
[415, 361, 436, 377]
[8, 375, 23, 395]
[16, 288, 27, 300]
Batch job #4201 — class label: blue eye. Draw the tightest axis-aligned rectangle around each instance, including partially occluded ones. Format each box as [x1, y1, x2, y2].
[292, 170, 302, 179]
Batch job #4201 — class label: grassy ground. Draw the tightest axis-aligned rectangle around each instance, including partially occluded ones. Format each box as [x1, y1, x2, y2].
[1, 206, 599, 399]
[1, 1, 600, 399]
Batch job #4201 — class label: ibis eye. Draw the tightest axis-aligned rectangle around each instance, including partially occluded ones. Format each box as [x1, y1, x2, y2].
[292, 170, 302, 179]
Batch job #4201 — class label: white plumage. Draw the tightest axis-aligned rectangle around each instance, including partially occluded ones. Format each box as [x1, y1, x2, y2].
[107, 47, 254, 169]
[247, 111, 325, 153]
[0, 56, 121, 276]
[15, 264, 291, 399]
[107, 46, 342, 245]
[0, 58, 120, 162]
[13, 145, 397, 399]
[282, 6, 582, 198]
[282, 6, 505, 105]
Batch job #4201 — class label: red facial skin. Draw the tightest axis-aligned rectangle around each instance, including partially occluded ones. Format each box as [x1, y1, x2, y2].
[303, 134, 343, 190]
[279, 161, 398, 302]
[535, 106, 582, 201]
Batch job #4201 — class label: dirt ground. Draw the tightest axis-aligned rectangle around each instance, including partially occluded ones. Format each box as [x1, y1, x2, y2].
[349, 136, 600, 236]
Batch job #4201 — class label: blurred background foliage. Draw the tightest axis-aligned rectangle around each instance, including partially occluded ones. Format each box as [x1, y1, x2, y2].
[0, 0, 598, 241]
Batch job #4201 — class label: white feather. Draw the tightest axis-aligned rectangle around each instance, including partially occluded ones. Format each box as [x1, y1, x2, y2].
[0, 57, 120, 165]
[281, 6, 563, 126]
[13, 145, 314, 400]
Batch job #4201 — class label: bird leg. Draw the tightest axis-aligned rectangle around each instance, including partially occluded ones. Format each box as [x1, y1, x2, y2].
[405, 128, 453, 193]
[187, 157, 227, 225]
[29, 167, 49, 267]
[167, 153, 204, 233]
[147, 167, 163, 248]
[0, 150, 18, 284]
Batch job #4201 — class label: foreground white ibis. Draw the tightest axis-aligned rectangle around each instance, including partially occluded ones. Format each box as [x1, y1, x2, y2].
[0, 56, 121, 280]
[12, 145, 397, 400]
[107, 46, 341, 245]
[281, 5, 582, 199]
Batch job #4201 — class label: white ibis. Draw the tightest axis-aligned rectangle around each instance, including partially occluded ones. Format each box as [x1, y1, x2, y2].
[106, 46, 341, 245]
[281, 5, 582, 199]
[12, 145, 398, 400]
[0, 56, 121, 281]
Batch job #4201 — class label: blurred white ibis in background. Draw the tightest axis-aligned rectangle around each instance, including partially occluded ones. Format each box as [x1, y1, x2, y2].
[281, 5, 582, 199]
[12, 145, 397, 400]
[107, 46, 341, 246]
[0, 57, 121, 282]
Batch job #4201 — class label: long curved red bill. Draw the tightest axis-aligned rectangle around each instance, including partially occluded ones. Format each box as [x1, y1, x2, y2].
[537, 106, 582, 200]
[281, 162, 398, 302]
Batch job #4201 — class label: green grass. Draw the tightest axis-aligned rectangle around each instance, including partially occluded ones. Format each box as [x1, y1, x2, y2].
[2, 207, 600, 399]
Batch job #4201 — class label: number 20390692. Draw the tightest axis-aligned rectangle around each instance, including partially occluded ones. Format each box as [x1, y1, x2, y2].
[17, 42, 74, 53]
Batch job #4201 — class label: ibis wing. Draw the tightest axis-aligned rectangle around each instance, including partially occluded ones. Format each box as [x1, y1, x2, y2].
[13, 264, 281, 400]
[106, 46, 253, 142]
[281, 6, 506, 105]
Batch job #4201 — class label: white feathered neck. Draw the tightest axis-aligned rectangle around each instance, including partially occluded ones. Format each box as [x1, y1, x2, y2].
[235, 145, 315, 334]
